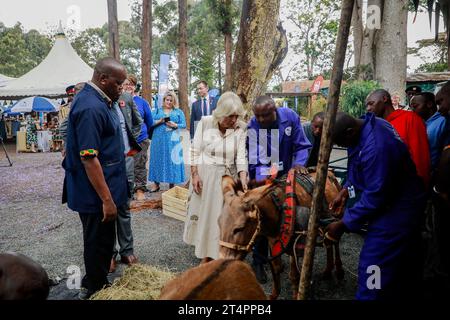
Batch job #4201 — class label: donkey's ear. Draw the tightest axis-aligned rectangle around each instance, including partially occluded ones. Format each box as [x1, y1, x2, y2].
[222, 175, 237, 195]
[222, 175, 237, 206]
[243, 183, 273, 205]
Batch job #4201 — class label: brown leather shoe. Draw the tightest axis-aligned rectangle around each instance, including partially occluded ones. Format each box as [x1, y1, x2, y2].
[109, 258, 117, 273]
[121, 254, 138, 266]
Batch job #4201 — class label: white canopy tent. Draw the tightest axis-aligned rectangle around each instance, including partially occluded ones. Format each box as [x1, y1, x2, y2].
[0, 25, 93, 99]
[0, 74, 15, 88]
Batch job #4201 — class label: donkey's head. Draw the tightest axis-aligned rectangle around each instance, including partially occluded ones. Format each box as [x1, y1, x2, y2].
[218, 175, 275, 260]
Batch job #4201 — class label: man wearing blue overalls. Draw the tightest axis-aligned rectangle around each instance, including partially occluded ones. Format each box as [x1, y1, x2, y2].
[327, 112, 426, 300]
[63, 57, 129, 299]
[247, 96, 311, 283]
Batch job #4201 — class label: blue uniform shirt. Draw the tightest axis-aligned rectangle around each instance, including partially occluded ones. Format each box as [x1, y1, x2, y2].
[426, 112, 450, 168]
[133, 95, 153, 143]
[343, 113, 426, 300]
[343, 113, 425, 233]
[247, 107, 311, 181]
[63, 83, 128, 213]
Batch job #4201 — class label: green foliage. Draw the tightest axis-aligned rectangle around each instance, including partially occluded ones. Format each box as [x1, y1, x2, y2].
[415, 62, 448, 72]
[205, 0, 240, 35]
[71, 26, 108, 68]
[340, 81, 381, 117]
[409, 30, 448, 73]
[310, 96, 327, 119]
[129, 0, 242, 92]
[0, 23, 51, 77]
[284, 0, 340, 79]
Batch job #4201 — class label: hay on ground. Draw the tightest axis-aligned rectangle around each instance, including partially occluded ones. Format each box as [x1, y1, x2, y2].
[90, 264, 175, 300]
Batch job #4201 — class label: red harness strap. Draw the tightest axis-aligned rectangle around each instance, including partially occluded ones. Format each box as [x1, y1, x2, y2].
[270, 170, 296, 258]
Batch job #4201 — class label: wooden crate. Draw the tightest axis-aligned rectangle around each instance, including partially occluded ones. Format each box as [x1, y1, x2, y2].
[162, 186, 189, 221]
[16, 131, 27, 152]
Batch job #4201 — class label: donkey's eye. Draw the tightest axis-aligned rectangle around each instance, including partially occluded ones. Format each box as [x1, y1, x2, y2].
[233, 227, 245, 235]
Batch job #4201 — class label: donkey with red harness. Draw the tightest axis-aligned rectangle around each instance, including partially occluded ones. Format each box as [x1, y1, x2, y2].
[218, 168, 344, 300]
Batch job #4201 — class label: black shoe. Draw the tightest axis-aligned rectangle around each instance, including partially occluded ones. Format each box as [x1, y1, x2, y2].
[252, 263, 267, 284]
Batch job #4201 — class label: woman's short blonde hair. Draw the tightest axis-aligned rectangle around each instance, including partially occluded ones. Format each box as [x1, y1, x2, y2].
[212, 91, 244, 122]
[163, 91, 179, 108]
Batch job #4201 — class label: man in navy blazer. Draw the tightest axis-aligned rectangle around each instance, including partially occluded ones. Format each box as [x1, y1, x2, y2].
[189, 80, 218, 139]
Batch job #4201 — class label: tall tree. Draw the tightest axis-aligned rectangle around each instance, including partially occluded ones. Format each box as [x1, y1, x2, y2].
[351, 0, 382, 80]
[0, 23, 51, 77]
[411, 0, 450, 70]
[206, 0, 239, 90]
[231, 0, 288, 113]
[409, 32, 448, 72]
[107, 0, 120, 60]
[284, 0, 340, 79]
[178, 0, 190, 126]
[352, 0, 408, 100]
[375, 0, 408, 99]
[141, 0, 153, 103]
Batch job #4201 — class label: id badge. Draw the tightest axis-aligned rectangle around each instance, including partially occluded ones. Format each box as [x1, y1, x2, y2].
[259, 166, 271, 176]
[348, 185, 356, 199]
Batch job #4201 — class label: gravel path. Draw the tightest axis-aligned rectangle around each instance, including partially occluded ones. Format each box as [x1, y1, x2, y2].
[0, 141, 362, 300]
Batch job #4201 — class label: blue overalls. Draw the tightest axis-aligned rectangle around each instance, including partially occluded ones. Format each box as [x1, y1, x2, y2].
[343, 113, 426, 300]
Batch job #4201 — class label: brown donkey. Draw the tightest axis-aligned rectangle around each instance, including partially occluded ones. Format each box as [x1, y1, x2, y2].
[218, 170, 344, 300]
[159, 259, 266, 300]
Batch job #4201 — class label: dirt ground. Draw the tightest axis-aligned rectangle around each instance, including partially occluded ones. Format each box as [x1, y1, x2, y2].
[0, 140, 363, 300]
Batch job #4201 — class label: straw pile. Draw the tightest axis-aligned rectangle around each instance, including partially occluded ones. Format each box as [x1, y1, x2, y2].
[90, 264, 175, 300]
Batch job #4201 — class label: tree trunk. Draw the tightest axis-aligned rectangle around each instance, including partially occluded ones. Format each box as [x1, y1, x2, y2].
[178, 0, 190, 128]
[224, 32, 233, 91]
[375, 0, 407, 101]
[448, 4, 450, 71]
[448, 42, 450, 71]
[141, 0, 152, 104]
[352, 0, 363, 67]
[231, 0, 287, 115]
[107, 0, 120, 60]
[298, 0, 355, 300]
[218, 50, 223, 92]
[357, 0, 383, 80]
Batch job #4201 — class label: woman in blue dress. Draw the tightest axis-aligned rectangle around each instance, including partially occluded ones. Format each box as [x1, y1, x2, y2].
[149, 91, 186, 192]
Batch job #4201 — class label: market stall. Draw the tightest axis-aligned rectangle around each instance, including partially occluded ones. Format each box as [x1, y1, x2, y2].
[5, 96, 62, 153]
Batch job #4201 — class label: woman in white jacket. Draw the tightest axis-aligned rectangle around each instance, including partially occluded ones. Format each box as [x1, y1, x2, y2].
[183, 92, 248, 264]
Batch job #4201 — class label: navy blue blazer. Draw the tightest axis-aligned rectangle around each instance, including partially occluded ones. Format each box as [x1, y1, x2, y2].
[189, 96, 218, 138]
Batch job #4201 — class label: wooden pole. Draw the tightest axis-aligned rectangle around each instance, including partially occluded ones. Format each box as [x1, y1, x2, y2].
[107, 0, 120, 60]
[178, 0, 190, 128]
[141, 0, 152, 104]
[298, 0, 354, 300]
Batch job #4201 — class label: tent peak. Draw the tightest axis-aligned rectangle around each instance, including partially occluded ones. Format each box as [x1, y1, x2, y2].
[56, 21, 65, 37]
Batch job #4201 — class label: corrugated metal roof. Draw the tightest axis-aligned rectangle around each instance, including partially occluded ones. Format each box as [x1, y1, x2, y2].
[406, 72, 450, 83]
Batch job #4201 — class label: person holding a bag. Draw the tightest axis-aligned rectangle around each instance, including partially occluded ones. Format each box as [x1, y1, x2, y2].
[148, 91, 186, 192]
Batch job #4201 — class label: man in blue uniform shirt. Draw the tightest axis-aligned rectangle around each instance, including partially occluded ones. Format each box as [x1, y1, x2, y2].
[63, 57, 129, 299]
[247, 95, 311, 283]
[327, 112, 426, 300]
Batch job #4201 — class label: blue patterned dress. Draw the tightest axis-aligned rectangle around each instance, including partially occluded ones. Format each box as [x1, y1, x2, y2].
[149, 108, 186, 184]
